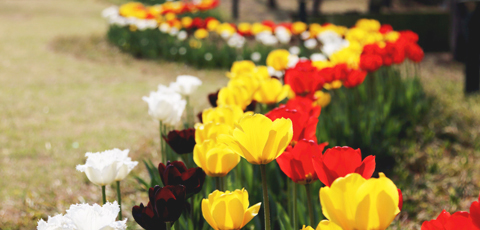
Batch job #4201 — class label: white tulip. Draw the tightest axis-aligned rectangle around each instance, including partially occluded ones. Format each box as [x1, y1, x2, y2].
[37, 202, 126, 230]
[101, 6, 119, 19]
[304, 38, 318, 50]
[317, 30, 343, 44]
[287, 54, 300, 68]
[177, 31, 188, 41]
[142, 89, 186, 126]
[289, 46, 301, 56]
[310, 53, 327, 62]
[251, 52, 262, 62]
[77, 150, 122, 186]
[159, 23, 170, 33]
[145, 19, 158, 29]
[275, 27, 291, 44]
[169, 27, 179, 36]
[301, 31, 311, 40]
[112, 149, 138, 181]
[170, 75, 202, 96]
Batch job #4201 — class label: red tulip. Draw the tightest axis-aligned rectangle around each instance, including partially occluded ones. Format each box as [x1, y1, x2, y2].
[398, 189, 403, 211]
[284, 60, 324, 98]
[343, 69, 367, 88]
[360, 54, 383, 73]
[470, 193, 480, 229]
[405, 43, 424, 63]
[399, 30, 419, 43]
[158, 161, 206, 198]
[163, 129, 196, 154]
[276, 139, 328, 184]
[379, 24, 393, 34]
[266, 98, 320, 143]
[421, 210, 478, 230]
[311, 146, 376, 187]
[132, 185, 186, 228]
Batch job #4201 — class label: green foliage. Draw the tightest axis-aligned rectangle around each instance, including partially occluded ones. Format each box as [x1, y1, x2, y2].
[107, 25, 292, 69]
[317, 66, 431, 172]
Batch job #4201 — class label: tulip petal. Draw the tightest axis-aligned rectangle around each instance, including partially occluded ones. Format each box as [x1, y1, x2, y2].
[354, 173, 399, 230]
[320, 173, 365, 229]
[242, 202, 262, 228]
[355, 155, 376, 180]
[212, 199, 228, 229]
[227, 197, 246, 229]
[202, 199, 218, 230]
[316, 220, 343, 230]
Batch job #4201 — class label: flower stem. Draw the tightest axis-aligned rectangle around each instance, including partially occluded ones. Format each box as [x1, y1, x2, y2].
[305, 184, 315, 226]
[293, 182, 298, 229]
[166, 222, 172, 230]
[260, 164, 271, 230]
[102, 185, 106, 205]
[116, 181, 122, 220]
[159, 121, 165, 163]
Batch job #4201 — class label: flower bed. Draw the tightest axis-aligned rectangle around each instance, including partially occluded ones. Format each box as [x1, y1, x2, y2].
[104, 2, 424, 71]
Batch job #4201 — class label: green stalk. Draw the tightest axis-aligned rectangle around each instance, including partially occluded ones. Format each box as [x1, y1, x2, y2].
[102, 185, 106, 205]
[116, 181, 123, 220]
[293, 182, 298, 229]
[160, 121, 165, 163]
[166, 222, 172, 230]
[260, 164, 271, 230]
[305, 184, 315, 226]
[215, 177, 222, 191]
[288, 180, 292, 228]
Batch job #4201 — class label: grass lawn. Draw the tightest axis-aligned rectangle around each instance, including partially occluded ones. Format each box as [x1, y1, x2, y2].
[1, 0, 480, 229]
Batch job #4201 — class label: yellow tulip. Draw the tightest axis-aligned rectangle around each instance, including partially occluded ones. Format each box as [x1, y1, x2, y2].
[323, 80, 342, 90]
[355, 19, 381, 32]
[319, 173, 400, 230]
[195, 122, 233, 144]
[202, 189, 262, 230]
[301, 226, 315, 230]
[266, 49, 290, 71]
[292, 21, 307, 35]
[193, 140, 240, 177]
[202, 105, 245, 127]
[181, 16, 193, 28]
[313, 91, 331, 107]
[385, 31, 400, 42]
[254, 66, 271, 80]
[119, 2, 147, 19]
[253, 78, 290, 105]
[218, 114, 293, 165]
[207, 19, 220, 31]
[165, 12, 176, 21]
[228, 75, 260, 93]
[251, 22, 270, 35]
[217, 85, 253, 111]
[230, 60, 257, 77]
[316, 221, 343, 230]
[194, 28, 209, 39]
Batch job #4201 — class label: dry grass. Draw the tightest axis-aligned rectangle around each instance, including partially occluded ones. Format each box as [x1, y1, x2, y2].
[0, 0, 226, 228]
[2, 0, 480, 229]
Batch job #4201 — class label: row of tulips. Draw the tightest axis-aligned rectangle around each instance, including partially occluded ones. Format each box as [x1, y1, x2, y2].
[104, 2, 424, 71]
[38, 51, 476, 229]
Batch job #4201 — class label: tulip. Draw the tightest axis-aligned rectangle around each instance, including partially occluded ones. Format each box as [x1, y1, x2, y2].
[201, 105, 245, 127]
[230, 60, 256, 77]
[312, 146, 375, 187]
[266, 99, 320, 143]
[313, 91, 331, 108]
[405, 43, 424, 63]
[267, 49, 290, 71]
[421, 210, 476, 230]
[277, 139, 328, 184]
[158, 161, 206, 198]
[253, 78, 290, 105]
[219, 113, 293, 165]
[277, 139, 328, 226]
[471, 193, 480, 228]
[37, 201, 127, 230]
[133, 185, 186, 228]
[193, 139, 240, 177]
[284, 60, 324, 98]
[169, 75, 202, 96]
[163, 128, 196, 154]
[228, 75, 261, 93]
[194, 122, 233, 144]
[202, 189, 261, 230]
[342, 69, 367, 88]
[219, 113, 292, 230]
[142, 88, 186, 127]
[217, 85, 253, 111]
[319, 173, 400, 230]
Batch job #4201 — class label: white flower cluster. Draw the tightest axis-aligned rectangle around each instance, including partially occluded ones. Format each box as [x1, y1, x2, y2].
[76, 149, 138, 186]
[37, 202, 126, 230]
[142, 75, 201, 126]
